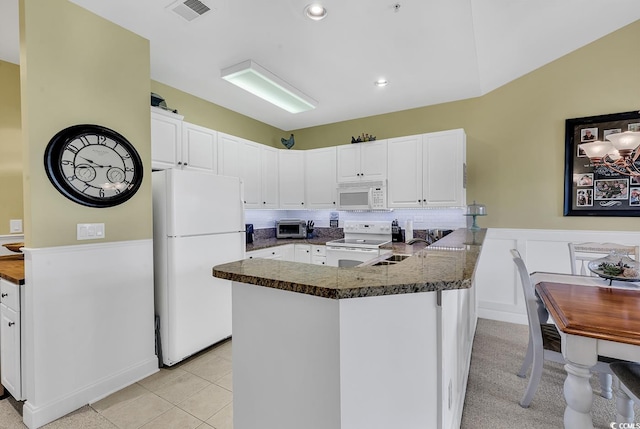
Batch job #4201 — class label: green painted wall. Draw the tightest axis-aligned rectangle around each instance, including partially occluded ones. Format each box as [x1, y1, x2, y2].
[20, 0, 151, 247]
[291, 20, 640, 231]
[150, 81, 284, 148]
[0, 61, 23, 236]
[3, 9, 639, 238]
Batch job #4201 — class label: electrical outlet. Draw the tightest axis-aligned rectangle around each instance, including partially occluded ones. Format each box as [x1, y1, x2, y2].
[77, 223, 105, 240]
[9, 219, 22, 233]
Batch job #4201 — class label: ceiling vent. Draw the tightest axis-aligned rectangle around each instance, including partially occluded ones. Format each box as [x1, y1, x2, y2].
[168, 0, 211, 22]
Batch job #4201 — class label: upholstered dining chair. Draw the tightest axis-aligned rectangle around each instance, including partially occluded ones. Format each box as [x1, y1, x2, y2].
[511, 249, 617, 407]
[568, 242, 640, 276]
[610, 362, 640, 424]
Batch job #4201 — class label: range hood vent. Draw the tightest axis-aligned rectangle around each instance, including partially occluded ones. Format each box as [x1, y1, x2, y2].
[168, 0, 211, 21]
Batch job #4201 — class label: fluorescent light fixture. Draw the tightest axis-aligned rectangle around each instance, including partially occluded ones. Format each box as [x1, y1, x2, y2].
[220, 60, 318, 114]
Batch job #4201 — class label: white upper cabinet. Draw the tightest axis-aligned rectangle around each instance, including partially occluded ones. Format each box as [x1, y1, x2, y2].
[387, 135, 423, 208]
[242, 141, 279, 209]
[182, 122, 217, 173]
[279, 150, 306, 209]
[336, 140, 387, 183]
[151, 108, 217, 173]
[151, 107, 184, 170]
[387, 129, 466, 208]
[305, 147, 337, 209]
[422, 129, 466, 207]
[217, 132, 243, 178]
[261, 146, 279, 209]
[242, 141, 262, 207]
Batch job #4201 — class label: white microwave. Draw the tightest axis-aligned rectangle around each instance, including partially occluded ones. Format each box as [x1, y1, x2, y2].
[337, 181, 387, 210]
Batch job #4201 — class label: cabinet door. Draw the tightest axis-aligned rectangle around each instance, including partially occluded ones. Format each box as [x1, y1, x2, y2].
[217, 133, 243, 178]
[0, 303, 21, 400]
[242, 141, 263, 208]
[360, 139, 388, 181]
[261, 146, 279, 209]
[387, 135, 422, 208]
[151, 108, 183, 170]
[336, 144, 362, 182]
[278, 150, 306, 209]
[294, 245, 312, 263]
[305, 147, 337, 209]
[182, 122, 217, 173]
[422, 129, 466, 207]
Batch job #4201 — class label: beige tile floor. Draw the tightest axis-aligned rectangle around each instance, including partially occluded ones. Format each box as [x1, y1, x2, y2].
[0, 339, 233, 429]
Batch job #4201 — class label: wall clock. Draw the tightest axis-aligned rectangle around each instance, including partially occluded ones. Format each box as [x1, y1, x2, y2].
[44, 124, 143, 208]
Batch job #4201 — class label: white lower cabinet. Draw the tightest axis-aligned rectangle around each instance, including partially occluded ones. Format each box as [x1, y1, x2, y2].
[294, 245, 311, 263]
[0, 278, 23, 400]
[247, 245, 294, 261]
[247, 245, 325, 265]
[311, 245, 327, 265]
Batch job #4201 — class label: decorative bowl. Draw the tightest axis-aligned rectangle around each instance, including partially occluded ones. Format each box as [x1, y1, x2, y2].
[588, 251, 640, 282]
[3, 242, 24, 253]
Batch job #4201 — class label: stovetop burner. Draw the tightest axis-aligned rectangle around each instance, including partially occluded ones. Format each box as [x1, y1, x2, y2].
[326, 221, 392, 249]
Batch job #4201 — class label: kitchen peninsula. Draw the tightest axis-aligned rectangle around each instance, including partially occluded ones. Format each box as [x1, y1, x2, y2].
[213, 228, 484, 429]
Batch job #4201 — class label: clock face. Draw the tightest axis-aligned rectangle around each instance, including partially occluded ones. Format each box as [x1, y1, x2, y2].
[44, 125, 143, 208]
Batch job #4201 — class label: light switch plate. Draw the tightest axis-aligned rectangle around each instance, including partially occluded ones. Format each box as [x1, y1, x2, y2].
[10, 219, 22, 233]
[77, 223, 105, 240]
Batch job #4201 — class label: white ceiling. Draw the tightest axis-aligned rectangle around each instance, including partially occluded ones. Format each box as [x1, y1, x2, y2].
[1, 1, 639, 131]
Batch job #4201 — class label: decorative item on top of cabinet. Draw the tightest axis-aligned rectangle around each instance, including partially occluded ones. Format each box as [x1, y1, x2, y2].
[351, 133, 376, 143]
[281, 134, 295, 149]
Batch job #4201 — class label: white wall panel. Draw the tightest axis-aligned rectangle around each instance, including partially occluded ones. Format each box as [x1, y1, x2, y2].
[21, 240, 158, 429]
[476, 228, 640, 325]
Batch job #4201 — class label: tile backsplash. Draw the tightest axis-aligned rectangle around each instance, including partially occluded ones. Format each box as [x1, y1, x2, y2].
[245, 208, 467, 230]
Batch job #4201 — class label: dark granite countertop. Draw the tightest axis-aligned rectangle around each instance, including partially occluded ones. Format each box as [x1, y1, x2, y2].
[215, 228, 485, 299]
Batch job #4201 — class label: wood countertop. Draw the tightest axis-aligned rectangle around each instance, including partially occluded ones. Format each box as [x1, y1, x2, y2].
[0, 254, 25, 285]
[213, 228, 485, 299]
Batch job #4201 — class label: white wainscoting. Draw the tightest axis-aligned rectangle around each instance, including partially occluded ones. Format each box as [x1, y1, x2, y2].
[0, 234, 24, 256]
[475, 228, 640, 325]
[20, 239, 158, 429]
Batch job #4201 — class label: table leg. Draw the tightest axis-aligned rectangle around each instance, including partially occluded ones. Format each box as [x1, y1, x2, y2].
[563, 361, 594, 429]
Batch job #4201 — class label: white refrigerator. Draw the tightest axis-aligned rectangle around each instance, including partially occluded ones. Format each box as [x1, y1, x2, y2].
[152, 168, 245, 366]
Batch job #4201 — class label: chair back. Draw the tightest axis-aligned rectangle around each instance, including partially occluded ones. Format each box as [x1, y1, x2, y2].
[568, 242, 640, 276]
[511, 249, 544, 349]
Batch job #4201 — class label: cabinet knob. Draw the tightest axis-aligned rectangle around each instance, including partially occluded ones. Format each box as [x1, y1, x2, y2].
[263, 202, 266, 204]
[301, 202, 304, 205]
[8, 321, 14, 327]
[1, 293, 7, 298]
[183, 163, 188, 166]
[177, 162, 182, 165]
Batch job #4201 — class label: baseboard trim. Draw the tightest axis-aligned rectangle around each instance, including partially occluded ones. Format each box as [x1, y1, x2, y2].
[22, 357, 158, 429]
[478, 308, 527, 325]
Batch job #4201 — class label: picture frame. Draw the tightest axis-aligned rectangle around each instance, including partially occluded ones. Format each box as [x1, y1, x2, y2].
[564, 110, 640, 216]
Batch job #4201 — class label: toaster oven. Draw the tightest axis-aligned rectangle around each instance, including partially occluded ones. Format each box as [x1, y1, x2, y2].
[276, 219, 307, 239]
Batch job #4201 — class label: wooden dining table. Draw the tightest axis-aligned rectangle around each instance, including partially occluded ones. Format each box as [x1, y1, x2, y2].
[532, 273, 640, 429]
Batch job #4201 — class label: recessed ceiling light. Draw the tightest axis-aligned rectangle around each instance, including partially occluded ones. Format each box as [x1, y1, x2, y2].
[305, 4, 327, 21]
[374, 79, 389, 87]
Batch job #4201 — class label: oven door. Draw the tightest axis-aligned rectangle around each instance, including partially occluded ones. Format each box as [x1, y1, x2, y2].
[325, 246, 380, 267]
